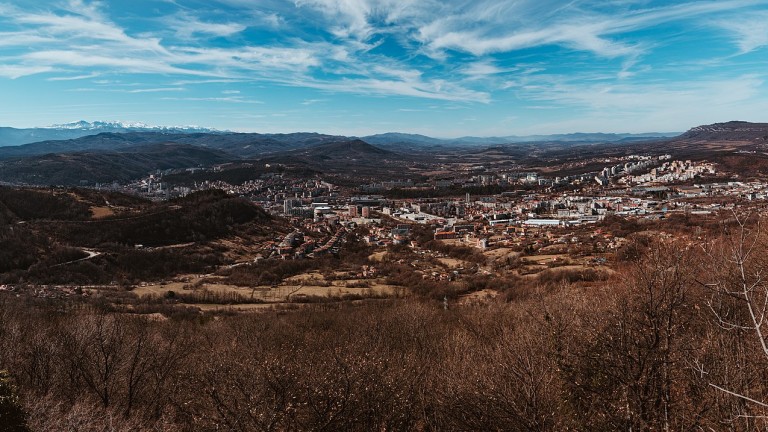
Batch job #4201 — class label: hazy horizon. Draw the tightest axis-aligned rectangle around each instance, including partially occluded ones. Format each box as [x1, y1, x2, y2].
[1, 119, 685, 140]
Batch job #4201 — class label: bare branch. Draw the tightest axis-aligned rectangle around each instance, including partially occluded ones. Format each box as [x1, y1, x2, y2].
[710, 383, 768, 409]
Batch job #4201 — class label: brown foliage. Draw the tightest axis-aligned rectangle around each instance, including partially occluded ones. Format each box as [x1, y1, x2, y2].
[5, 229, 768, 430]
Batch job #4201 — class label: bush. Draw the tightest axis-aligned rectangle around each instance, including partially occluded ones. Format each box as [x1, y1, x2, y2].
[0, 370, 30, 432]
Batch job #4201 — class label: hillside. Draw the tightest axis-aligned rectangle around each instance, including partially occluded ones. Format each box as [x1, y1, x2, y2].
[0, 143, 232, 186]
[281, 139, 394, 161]
[0, 131, 347, 159]
[677, 121, 768, 141]
[0, 188, 282, 284]
[627, 121, 768, 159]
[259, 139, 408, 178]
[538, 121, 768, 177]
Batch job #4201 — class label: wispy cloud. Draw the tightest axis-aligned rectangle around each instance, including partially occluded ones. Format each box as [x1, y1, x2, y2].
[715, 11, 768, 54]
[414, 0, 760, 58]
[163, 12, 247, 39]
[47, 72, 101, 81]
[0, 64, 53, 79]
[161, 96, 263, 104]
[293, 76, 490, 103]
[127, 87, 186, 93]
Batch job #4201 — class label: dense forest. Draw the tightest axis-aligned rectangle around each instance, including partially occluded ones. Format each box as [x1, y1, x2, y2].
[3, 219, 768, 430]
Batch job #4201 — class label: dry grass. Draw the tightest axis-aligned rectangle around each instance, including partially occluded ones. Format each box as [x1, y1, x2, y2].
[457, 288, 499, 305]
[90, 206, 115, 219]
[131, 273, 401, 305]
[521, 254, 568, 265]
[368, 251, 388, 262]
[437, 257, 468, 268]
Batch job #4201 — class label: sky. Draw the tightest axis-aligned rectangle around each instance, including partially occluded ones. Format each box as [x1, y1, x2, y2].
[1, 0, 767, 137]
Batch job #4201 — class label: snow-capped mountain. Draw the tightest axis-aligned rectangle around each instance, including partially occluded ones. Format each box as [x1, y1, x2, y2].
[0, 121, 224, 147]
[45, 120, 221, 133]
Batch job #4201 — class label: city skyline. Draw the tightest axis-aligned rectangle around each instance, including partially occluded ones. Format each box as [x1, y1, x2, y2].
[1, 0, 767, 137]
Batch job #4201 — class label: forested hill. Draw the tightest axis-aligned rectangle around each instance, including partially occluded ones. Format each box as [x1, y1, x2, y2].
[0, 188, 282, 284]
[0, 143, 232, 186]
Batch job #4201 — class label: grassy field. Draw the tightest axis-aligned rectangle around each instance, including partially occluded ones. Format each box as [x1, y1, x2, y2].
[436, 257, 468, 268]
[89, 206, 115, 219]
[132, 272, 401, 305]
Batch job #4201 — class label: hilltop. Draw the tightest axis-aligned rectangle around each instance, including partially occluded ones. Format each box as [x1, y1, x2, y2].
[279, 139, 394, 161]
[678, 121, 768, 141]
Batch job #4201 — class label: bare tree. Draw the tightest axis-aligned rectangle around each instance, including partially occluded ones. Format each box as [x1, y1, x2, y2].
[698, 212, 768, 418]
[558, 240, 704, 430]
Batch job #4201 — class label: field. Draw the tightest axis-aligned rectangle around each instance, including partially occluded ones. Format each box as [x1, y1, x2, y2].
[132, 271, 402, 308]
[89, 206, 115, 219]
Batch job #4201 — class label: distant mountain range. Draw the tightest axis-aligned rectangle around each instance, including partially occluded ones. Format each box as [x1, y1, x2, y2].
[0, 120, 765, 186]
[46, 120, 222, 133]
[0, 120, 680, 148]
[0, 121, 223, 147]
[362, 131, 679, 147]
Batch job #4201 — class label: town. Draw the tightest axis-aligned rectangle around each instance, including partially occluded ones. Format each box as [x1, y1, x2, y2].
[97, 152, 755, 262]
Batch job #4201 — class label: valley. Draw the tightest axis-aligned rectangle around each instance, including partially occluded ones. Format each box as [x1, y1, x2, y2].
[3, 121, 768, 431]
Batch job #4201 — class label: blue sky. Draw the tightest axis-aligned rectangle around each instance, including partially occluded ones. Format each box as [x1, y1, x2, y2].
[1, 0, 767, 137]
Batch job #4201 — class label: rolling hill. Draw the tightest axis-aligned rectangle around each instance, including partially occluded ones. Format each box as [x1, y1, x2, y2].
[0, 131, 348, 159]
[677, 121, 768, 141]
[277, 139, 395, 161]
[0, 143, 232, 186]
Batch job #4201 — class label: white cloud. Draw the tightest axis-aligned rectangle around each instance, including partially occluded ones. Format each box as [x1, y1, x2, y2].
[22, 50, 206, 75]
[0, 32, 56, 46]
[521, 74, 764, 112]
[0, 64, 53, 79]
[161, 96, 263, 104]
[175, 46, 321, 71]
[461, 62, 507, 77]
[12, 3, 167, 54]
[47, 72, 101, 81]
[127, 87, 186, 93]
[301, 99, 327, 105]
[164, 12, 247, 39]
[294, 76, 490, 103]
[510, 74, 767, 133]
[294, 0, 376, 41]
[716, 11, 768, 54]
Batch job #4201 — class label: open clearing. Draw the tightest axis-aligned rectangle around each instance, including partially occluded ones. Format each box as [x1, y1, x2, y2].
[90, 206, 115, 219]
[437, 257, 468, 268]
[521, 254, 570, 265]
[368, 251, 388, 262]
[132, 275, 401, 304]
